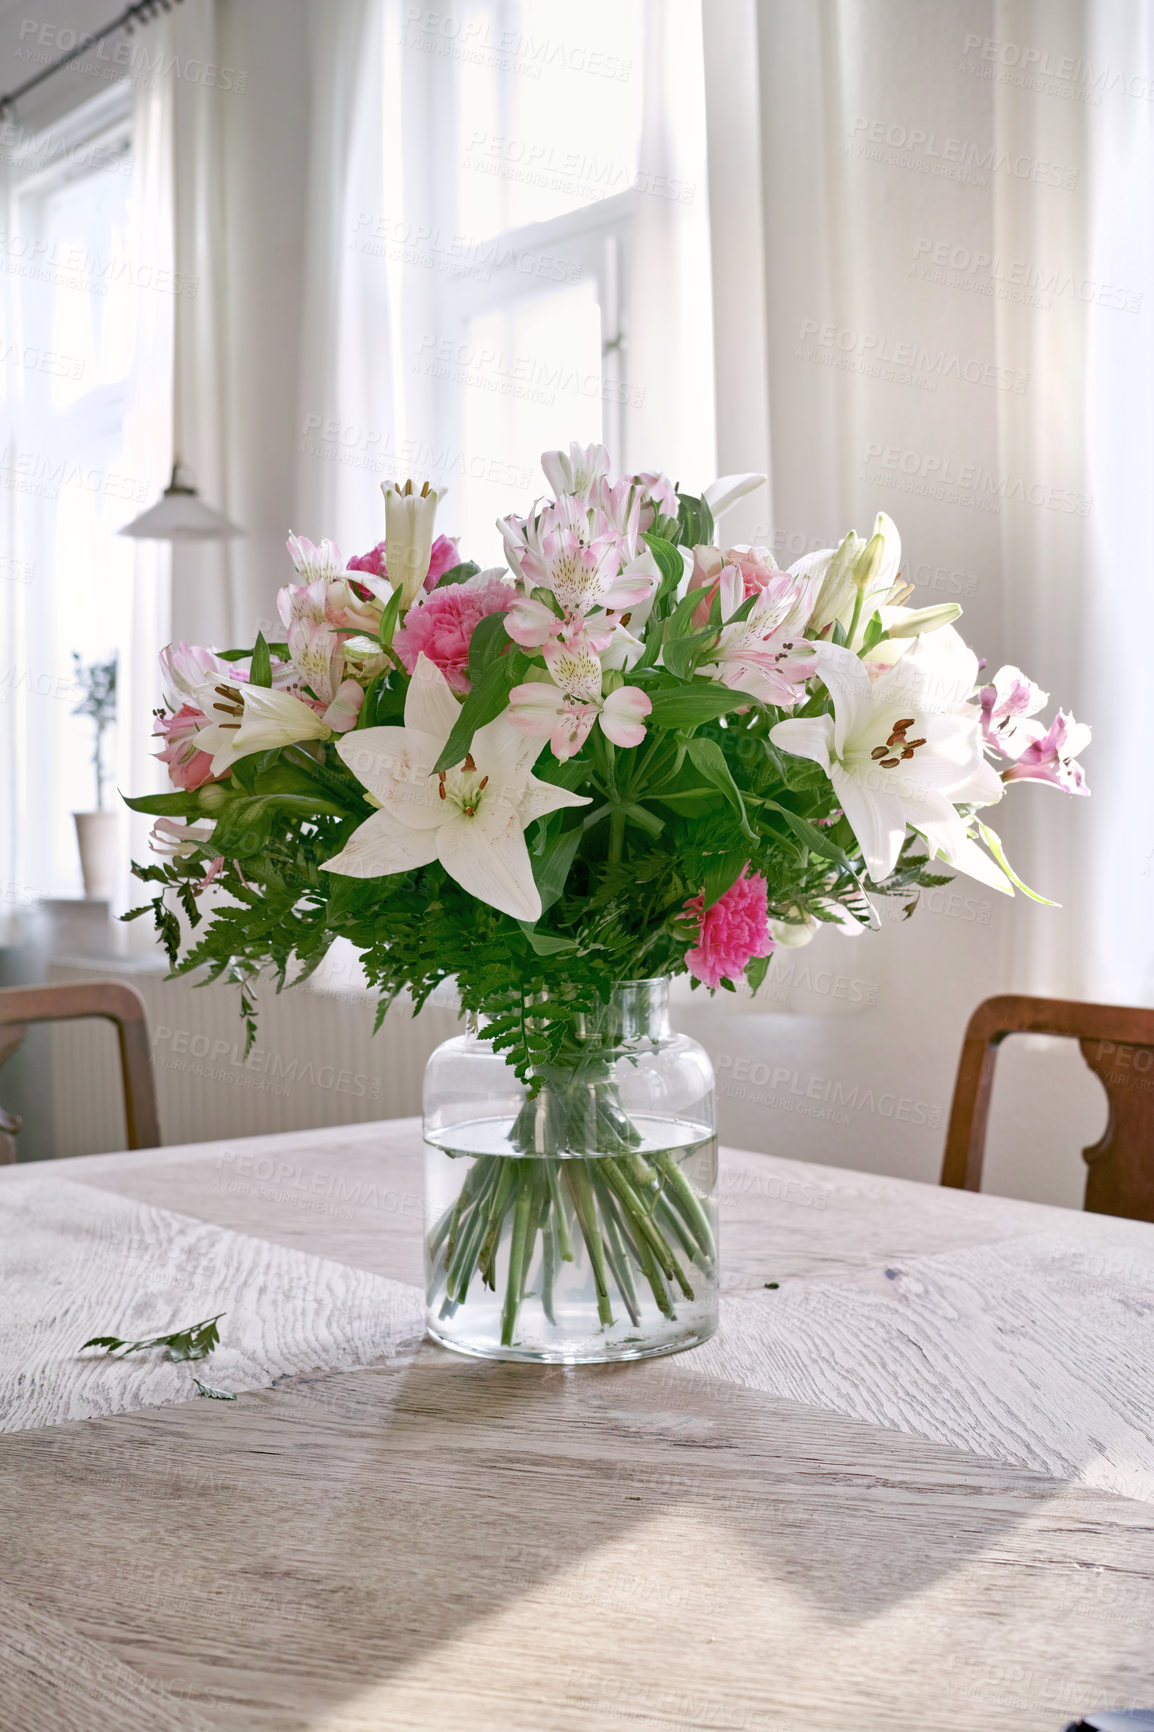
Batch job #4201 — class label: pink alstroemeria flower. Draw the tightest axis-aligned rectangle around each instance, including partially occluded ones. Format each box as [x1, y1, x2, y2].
[689, 544, 797, 630]
[704, 567, 816, 708]
[322, 679, 364, 733]
[160, 641, 244, 706]
[1000, 709, 1091, 794]
[979, 665, 1049, 760]
[508, 680, 651, 761]
[542, 629, 604, 703]
[153, 704, 220, 791]
[540, 441, 611, 503]
[286, 533, 345, 582]
[633, 470, 679, 531]
[148, 817, 217, 859]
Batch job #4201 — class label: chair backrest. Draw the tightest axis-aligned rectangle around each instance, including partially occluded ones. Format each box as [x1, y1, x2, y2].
[941, 994, 1154, 1222]
[0, 980, 161, 1163]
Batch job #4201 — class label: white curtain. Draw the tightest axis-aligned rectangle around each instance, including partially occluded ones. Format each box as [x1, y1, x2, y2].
[295, 0, 398, 556]
[1082, 0, 1154, 1004]
[116, 32, 176, 892]
[672, 0, 1154, 1197]
[0, 139, 26, 912]
[744, 0, 1144, 1002]
[626, 0, 717, 491]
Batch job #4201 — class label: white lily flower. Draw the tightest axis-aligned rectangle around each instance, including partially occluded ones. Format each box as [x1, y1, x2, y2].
[192, 680, 332, 776]
[703, 473, 767, 522]
[769, 634, 1003, 885]
[323, 655, 590, 922]
[383, 480, 441, 609]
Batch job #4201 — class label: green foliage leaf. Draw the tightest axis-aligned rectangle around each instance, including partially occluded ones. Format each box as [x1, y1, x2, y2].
[218, 643, 288, 663]
[517, 923, 578, 955]
[433, 651, 525, 774]
[433, 561, 481, 588]
[532, 823, 584, 913]
[639, 532, 684, 596]
[213, 793, 350, 857]
[746, 952, 773, 994]
[645, 684, 752, 730]
[677, 491, 715, 548]
[194, 1379, 237, 1401]
[250, 631, 272, 688]
[762, 799, 850, 869]
[653, 788, 719, 817]
[81, 1313, 225, 1362]
[687, 738, 756, 840]
[468, 610, 513, 685]
[975, 822, 1055, 903]
[378, 584, 404, 650]
[120, 788, 207, 818]
[701, 848, 749, 909]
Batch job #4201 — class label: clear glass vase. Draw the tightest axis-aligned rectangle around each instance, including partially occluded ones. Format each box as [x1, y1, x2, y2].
[423, 978, 718, 1363]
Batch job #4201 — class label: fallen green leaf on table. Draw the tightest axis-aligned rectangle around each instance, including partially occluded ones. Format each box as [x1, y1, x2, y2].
[80, 1312, 226, 1362]
[193, 1379, 237, 1401]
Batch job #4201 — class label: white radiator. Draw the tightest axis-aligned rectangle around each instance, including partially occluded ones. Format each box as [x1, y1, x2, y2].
[45, 953, 462, 1158]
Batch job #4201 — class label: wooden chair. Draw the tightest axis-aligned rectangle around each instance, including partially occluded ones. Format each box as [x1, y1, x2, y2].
[0, 981, 161, 1163]
[941, 995, 1154, 1222]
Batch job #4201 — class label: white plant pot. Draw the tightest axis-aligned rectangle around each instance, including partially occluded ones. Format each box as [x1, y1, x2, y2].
[72, 810, 120, 900]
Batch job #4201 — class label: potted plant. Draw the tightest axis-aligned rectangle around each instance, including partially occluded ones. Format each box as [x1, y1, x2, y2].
[71, 651, 119, 900]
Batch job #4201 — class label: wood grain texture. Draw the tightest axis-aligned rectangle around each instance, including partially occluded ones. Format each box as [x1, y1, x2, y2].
[662, 1228, 1154, 1500]
[3, 1121, 1154, 1730]
[0, 1176, 424, 1432]
[1, 1359, 1153, 1731]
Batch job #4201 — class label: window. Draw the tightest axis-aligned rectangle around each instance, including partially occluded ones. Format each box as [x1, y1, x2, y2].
[397, 0, 646, 566]
[2, 87, 137, 902]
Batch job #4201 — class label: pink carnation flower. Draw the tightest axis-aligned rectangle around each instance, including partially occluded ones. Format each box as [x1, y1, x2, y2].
[392, 574, 512, 695]
[346, 533, 460, 595]
[153, 703, 221, 791]
[684, 866, 774, 989]
[346, 541, 387, 580]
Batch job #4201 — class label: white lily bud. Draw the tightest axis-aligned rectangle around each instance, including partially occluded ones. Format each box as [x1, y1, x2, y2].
[383, 479, 440, 609]
[884, 603, 962, 638]
[852, 529, 887, 593]
[769, 912, 819, 949]
[803, 531, 861, 632]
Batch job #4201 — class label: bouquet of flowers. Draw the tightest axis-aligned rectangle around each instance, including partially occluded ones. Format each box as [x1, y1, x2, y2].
[126, 444, 1089, 1354]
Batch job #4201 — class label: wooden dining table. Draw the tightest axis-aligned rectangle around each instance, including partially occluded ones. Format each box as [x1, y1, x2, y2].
[3, 1118, 1154, 1732]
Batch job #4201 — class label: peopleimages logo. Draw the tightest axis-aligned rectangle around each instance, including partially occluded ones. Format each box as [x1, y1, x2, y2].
[961, 32, 1154, 104]
[911, 237, 1143, 314]
[798, 318, 1028, 394]
[860, 441, 1092, 517]
[848, 115, 1078, 188]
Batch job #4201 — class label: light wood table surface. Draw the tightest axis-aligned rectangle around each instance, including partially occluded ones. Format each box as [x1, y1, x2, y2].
[3, 1119, 1154, 1732]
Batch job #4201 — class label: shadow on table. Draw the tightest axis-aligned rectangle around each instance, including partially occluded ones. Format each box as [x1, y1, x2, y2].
[4, 1341, 1138, 1729]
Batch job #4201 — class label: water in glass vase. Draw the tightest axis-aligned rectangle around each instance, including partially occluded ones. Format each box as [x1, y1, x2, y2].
[425, 1115, 718, 1363]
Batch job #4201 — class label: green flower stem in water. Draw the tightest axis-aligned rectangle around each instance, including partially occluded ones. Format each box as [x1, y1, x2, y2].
[501, 1161, 536, 1346]
[563, 1160, 615, 1329]
[545, 1160, 575, 1262]
[591, 1173, 642, 1327]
